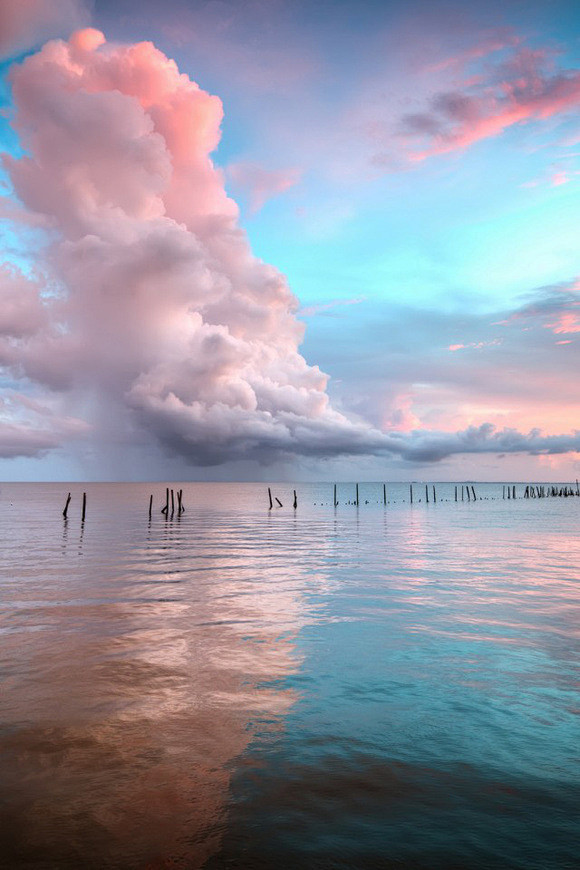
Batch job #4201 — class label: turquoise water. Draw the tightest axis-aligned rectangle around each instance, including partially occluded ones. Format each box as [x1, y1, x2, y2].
[0, 482, 578, 868]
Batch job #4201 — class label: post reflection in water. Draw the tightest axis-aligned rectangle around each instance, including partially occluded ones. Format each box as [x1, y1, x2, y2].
[0, 481, 579, 870]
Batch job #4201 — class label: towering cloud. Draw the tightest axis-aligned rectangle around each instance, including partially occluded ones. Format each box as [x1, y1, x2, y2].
[2, 29, 383, 465]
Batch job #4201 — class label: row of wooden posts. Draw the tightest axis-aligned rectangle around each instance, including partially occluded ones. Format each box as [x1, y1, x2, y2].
[269, 480, 580, 508]
[61, 480, 580, 520]
[62, 491, 86, 521]
[522, 482, 580, 498]
[62, 489, 187, 521]
[266, 483, 476, 508]
[154, 488, 185, 517]
[268, 487, 298, 509]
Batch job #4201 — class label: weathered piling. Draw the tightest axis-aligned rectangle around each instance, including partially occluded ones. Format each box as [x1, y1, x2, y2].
[356, 483, 359, 506]
[334, 483, 337, 507]
[467, 485, 471, 501]
[512, 486, 516, 499]
[383, 483, 387, 505]
[148, 494, 153, 517]
[503, 485, 505, 499]
[81, 492, 86, 523]
[275, 497, 283, 507]
[433, 485, 437, 503]
[62, 492, 71, 518]
[170, 489, 175, 515]
[293, 490, 297, 509]
[462, 485, 464, 501]
[268, 487, 273, 510]
[410, 484, 413, 504]
[471, 485, 476, 501]
[162, 487, 169, 515]
[455, 485, 457, 502]
[425, 484, 429, 503]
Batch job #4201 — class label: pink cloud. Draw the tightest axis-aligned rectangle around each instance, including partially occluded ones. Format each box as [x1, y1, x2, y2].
[424, 28, 520, 74]
[448, 340, 501, 351]
[402, 48, 580, 161]
[0, 0, 90, 60]
[545, 312, 580, 334]
[299, 297, 365, 318]
[227, 162, 301, 213]
[1, 29, 387, 464]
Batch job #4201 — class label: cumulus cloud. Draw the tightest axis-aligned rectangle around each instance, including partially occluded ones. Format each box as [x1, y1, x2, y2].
[0, 0, 90, 60]
[2, 30, 580, 469]
[1, 29, 387, 465]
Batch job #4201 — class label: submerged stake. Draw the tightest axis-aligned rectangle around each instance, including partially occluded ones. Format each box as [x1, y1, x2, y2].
[62, 492, 71, 518]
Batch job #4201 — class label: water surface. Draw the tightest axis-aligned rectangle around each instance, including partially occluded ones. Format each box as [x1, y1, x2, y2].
[1, 482, 578, 869]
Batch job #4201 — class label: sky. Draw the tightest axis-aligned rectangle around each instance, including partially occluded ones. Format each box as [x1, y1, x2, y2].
[0, 0, 579, 482]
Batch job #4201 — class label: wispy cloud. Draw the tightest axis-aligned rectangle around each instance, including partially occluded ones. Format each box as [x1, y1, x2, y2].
[227, 162, 301, 213]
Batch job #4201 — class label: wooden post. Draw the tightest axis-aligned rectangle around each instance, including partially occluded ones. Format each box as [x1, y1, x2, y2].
[268, 487, 273, 510]
[148, 494, 153, 517]
[471, 485, 476, 501]
[81, 492, 86, 523]
[162, 487, 169, 514]
[275, 497, 283, 507]
[467, 486, 471, 501]
[433, 485, 436, 503]
[454, 485, 457, 502]
[383, 483, 387, 505]
[62, 492, 71, 518]
[462, 485, 464, 501]
[293, 490, 297, 509]
[334, 483, 337, 507]
[409, 484, 413, 504]
[512, 485, 516, 500]
[503, 485, 505, 499]
[425, 484, 429, 503]
[356, 483, 359, 506]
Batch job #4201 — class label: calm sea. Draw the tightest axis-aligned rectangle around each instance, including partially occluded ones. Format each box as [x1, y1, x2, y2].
[0, 481, 578, 869]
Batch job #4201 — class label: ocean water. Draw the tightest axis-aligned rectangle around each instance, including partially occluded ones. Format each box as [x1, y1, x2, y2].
[0, 481, 578, 870]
